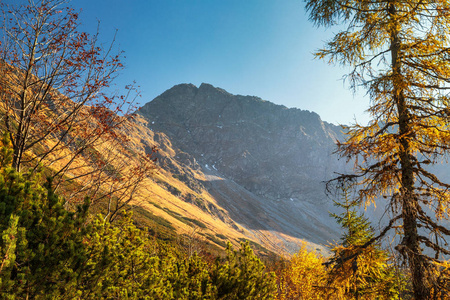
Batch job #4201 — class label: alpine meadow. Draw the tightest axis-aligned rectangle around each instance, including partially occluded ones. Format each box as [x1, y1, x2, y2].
[0, 0, 450, 299]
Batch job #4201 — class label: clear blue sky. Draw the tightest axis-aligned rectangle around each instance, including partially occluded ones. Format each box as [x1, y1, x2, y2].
[25, 0, 372, 125]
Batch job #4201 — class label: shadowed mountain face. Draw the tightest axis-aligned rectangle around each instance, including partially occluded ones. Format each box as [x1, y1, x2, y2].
[137, 83, 349, 250]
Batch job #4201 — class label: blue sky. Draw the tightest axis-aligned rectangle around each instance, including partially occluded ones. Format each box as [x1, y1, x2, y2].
[27, 0, 372, 125]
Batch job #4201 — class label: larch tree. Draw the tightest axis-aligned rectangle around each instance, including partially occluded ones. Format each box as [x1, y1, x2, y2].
[0, 0, 155, 207]
[275, 245, 327, 300]
[305, 1, 450, 299]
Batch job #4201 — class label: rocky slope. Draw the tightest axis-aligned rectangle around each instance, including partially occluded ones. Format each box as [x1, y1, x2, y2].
[136, 83, 349, 252]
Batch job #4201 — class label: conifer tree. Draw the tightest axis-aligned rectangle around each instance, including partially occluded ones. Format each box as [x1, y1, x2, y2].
[211, 241, 277, 300]
[79, 212, 220, 299]
[306, 1, 450, 298]
[0, 131, 277, 299]
[276, 245, 327, 300]
[0, 132, 90, 298]
[325, 187, 402, 299]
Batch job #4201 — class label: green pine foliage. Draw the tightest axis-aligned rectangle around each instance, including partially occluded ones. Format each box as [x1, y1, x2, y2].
[0, 133, 90, 299]
[211, 242, 277, 300]
[0, 214, 19, 294]
[326, 187, 405, 299]
[78, 213, 215, 299]
[78, 220, 276, 299]
[0, 132, 277, 299]
[330, 193, 373, 249]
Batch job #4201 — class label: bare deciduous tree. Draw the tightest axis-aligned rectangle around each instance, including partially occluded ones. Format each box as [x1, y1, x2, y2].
[0, 0, 155, 212]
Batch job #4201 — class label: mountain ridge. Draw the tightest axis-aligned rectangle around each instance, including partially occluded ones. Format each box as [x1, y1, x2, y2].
[139, 83, 346, 202]
[136, 83, 349, 252]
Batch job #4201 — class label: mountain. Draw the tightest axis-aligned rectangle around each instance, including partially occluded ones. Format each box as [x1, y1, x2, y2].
[135, 83, 349, 253]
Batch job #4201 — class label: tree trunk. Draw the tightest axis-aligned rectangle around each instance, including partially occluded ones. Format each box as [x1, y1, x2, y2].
[389, 3, 432, 298]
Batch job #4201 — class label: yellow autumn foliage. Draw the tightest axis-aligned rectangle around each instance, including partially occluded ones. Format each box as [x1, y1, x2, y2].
[276, 245, 327, 300]
[305, 0, 450, 297]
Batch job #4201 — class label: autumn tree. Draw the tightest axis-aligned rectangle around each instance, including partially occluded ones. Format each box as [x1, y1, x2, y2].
[306, 1, 450, 298]
[0, 0, 155, 207]
[275, 245, 327, 300]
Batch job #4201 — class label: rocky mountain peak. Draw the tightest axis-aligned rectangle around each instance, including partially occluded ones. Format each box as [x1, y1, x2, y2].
[139, 83, 345, 203]
[135, 83, 351, 250]
[132, 83, 450, 252]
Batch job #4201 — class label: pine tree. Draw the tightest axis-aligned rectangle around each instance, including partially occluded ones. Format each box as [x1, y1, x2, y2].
[211, 241, 277, 300]
[306, 1, 450, 298]
[325, 187, 403, 299]
[0, 132, 90, 298]
[78, 212, 173, 299]
[0, 130, 278, 299]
